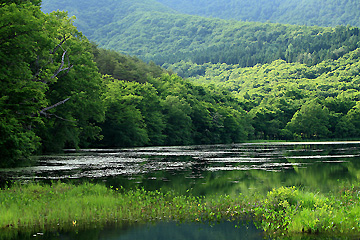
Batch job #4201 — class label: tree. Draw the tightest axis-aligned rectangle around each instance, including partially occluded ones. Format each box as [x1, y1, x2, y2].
[0, 1, 104, 166]
[36, 11, 105, 152]
[335, 101, 360, 138]
[0, 1, 56, 165]
[101, 77, 149, 147]
[161, 95, 193, 145]
[286, 101, 330, 139]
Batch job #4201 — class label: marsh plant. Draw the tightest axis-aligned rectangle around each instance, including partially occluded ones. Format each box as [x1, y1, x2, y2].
[254, 184, 360, 237]
[1, 181, 360, 239]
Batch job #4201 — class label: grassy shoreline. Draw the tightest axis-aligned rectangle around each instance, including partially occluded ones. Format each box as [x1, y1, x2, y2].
[1, 182, 360, 239]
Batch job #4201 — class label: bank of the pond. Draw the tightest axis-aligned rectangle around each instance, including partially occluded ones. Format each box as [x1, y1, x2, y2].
[1, 182, 360, 239]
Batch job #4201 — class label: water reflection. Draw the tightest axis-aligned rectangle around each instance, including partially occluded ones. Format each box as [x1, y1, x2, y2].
[1, 141, 360, 195]
[2, 221, 265, 240]
[106, 221, 263, 240]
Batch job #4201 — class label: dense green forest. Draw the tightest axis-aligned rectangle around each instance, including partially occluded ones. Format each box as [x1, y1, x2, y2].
[41, 0, 176, 38]
[94, 48, 252, 148]
[41, 0, 360, 69]
[186, 48, 360, 139]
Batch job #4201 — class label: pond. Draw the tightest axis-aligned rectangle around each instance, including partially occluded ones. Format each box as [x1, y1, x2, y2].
[1, 141, 360, 239]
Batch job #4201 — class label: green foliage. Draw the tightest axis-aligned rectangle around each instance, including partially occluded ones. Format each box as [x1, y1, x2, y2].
[41, 0, 175, 38]
[99, 70, 251, 147]
[99, 16, 360, 67]
[0, 117, 40, 167]
[5, 0, 360, 166]
[336, 102, 360, 138]
[0, 1, 51, 165]
[38, 0, 360, 144]
[92, 47, 165, 83]
[0, 182, 245, 238]
[36, 12, 105, 152]
[188, 49, 360, 140]
[254, 186, 299, 234]
[161, 95, 193, 145]
[253, 185, 360, 237]
[101, 77, 151, 147]
[286, 101, 331, 139]
[0, 1, 104, 165]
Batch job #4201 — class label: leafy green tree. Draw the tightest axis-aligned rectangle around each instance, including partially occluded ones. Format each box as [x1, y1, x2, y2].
[286, 101, 330, 139]
[37, 12, 105, 152]
[0, 1, 59, 165]
[124, 80, 166, 145]
[101, 77, 149, 147]
[218, 106, 250, 143]
[161, 95, 193, 145]
[190, 100, 214, 144]
[92, 47, 165, 83]
[0, 1, 104, 166]
[250, 106, 282, 139]
[335, 102, 360, 138]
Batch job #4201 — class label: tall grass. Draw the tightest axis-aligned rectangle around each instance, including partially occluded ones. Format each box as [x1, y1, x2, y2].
[1, 181, 360, 239]
[0, 181, 249, 239]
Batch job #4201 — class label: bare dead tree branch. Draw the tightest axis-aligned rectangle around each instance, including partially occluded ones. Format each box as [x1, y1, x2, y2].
[42, 112, 77, 122]
[50, 35, 68, 55]
[39, 97, 71, 116]
[51, 49, 73, 79]
[39, 97, 76, 122]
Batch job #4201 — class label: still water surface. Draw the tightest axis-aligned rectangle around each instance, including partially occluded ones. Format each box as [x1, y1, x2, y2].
[3, 141, 360, 195]
[17, 221, 264, 240]
[2, 141, 360, 239]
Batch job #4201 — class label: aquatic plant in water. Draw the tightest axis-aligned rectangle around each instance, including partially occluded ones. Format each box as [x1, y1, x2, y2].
[1, 181, 360, 239]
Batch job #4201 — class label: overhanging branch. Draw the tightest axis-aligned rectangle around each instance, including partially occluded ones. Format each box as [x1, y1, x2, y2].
[39, 97, 71, 116]
[50, 35, 69, 55]
[51, 49, 73, 79]
[39, 97, 76, 122]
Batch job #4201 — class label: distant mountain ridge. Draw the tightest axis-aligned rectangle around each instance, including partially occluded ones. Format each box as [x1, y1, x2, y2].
[41, 0, 360, 38]
[41, 0, 360, 74]
[156, 0, 360, 27]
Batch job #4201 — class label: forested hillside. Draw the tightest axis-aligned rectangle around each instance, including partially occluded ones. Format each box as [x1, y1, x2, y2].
[42, 0, 360, 71]
[95, 14, 360, 67]
[93, 48, 252, 148]
[188, 49, 360, 140]
[157, 0, 360, 27]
